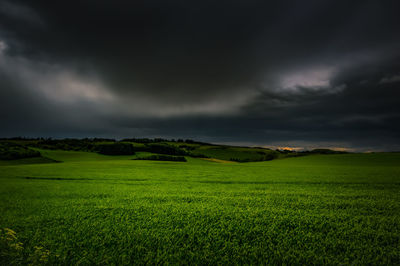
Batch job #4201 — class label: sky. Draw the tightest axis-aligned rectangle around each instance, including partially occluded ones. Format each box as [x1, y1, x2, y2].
[0, 0, 399, 151]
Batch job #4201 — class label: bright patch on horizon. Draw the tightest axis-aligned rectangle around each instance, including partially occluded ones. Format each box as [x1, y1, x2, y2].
[275, 147, 300, 151]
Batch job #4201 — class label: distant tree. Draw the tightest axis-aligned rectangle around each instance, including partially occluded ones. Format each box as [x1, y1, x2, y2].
[97, 143, 135, 155]
[134, 155, 186, 162]
[142, 144, 188, 155]
[0, 142, 41, 160]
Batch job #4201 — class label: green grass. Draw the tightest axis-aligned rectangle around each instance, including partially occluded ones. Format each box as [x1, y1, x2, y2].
[0, 157, 58, 166]
[1, 151, 400, 264]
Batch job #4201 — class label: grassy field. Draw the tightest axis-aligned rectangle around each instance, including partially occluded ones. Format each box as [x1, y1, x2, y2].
[1, 150, 400, 264]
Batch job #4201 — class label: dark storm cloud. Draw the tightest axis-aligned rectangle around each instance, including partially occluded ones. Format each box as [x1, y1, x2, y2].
[0, 0, 400, 150]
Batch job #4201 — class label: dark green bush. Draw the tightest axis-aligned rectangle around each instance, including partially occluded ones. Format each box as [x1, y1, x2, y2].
[97, 143, 135, 155]
[134, 155, 187, 162]
[308, 149, 348, 154]
[135, 144, 189, 156]
[0, 142, 41, 160]
[187, 153, 209, 158]
[230, 152, 278, 162]
[33, 138, 116, 151]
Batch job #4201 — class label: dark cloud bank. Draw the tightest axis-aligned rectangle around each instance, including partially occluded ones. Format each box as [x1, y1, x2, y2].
[1, 0, 400, 151]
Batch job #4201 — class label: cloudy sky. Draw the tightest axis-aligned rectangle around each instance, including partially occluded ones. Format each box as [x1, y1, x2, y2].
[1, 0, 399, 151]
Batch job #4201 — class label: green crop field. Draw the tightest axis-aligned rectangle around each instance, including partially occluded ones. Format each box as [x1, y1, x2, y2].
[1, 149, 400, 264]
